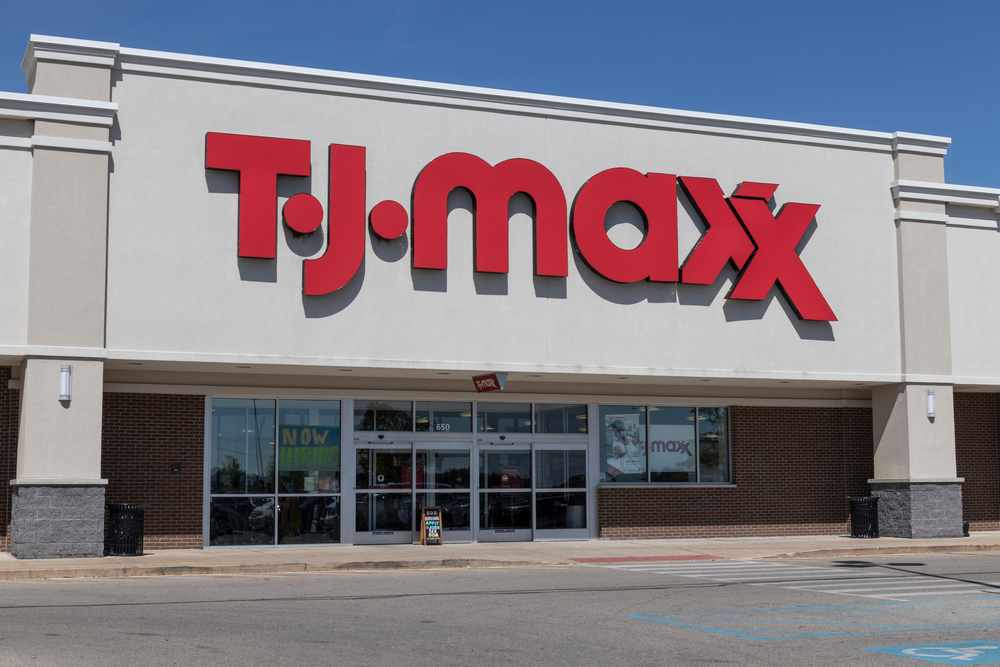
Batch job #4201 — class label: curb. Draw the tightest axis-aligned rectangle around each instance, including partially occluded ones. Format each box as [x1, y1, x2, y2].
[0, 558, 572, 581]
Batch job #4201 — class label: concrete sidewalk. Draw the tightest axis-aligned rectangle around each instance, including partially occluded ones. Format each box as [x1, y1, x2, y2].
[1, 532, 997, 581]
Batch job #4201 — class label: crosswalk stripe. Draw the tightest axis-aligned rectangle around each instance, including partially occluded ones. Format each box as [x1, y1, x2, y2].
[603, 561, 787, 568]
[706, 572, 888, 582]
[751, 576, 914, 586]
[590, 558, 997, 601]
[869, 589, 997, 598]
[616, 567, 823, 577]
[786, 582, 981, 593]
[603, 564, 792, 571]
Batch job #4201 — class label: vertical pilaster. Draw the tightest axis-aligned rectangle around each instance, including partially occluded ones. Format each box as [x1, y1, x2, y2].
[871, 133, 963, 538]
[10, 36, 119, 558]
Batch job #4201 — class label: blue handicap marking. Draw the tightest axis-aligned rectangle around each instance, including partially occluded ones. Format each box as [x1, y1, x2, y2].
[868, 641, 1000, 664]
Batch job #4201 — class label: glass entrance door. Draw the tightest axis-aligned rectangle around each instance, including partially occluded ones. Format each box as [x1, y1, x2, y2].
[477, 444, 589, 542]
[415, 446, 472, 543]
[354, 444, 474, 544]
[478, 447, 532, 542]
[533, 444, 589, 540]
[354, 446, 414, 544]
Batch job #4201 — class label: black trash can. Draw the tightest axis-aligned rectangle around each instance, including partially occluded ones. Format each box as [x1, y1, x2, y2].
[106, 503, 145, 556]
[849, 496, 879, 538]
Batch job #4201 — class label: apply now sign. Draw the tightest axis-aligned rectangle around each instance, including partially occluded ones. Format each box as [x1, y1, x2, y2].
[279, 425, 340, 471]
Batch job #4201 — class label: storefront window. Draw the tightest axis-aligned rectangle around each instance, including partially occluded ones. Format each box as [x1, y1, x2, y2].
[356, 448, 412, 489]
[535, 492, 587, 529]
[354, 400, 413, 431]
[536, 450, 586, 489]
[416, 492, 471, 531]
[208, 397, 342, 546]
[599, 405, 647, 483]
[698, 407, 730, 483]
[599, 405, 729, 484]
[477, 402, 532, 433]
[277, 400, 341, 494]
[209, 496, 274, 546]
[479, 492, 532, 529]
[415, 401, 472, 433]
[479, 450, 532, 489]
[416, 450, 470, 489]
[355, 493, 411, 532]
[210, 399, 275, 494]
[649, 407, 696, 483]
[535, 404, 588, 434]
[278, 496, 341, 544]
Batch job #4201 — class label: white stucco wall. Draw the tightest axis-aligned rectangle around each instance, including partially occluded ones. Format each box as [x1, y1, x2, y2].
[947, 205, 1000, 384]
[101, 66, 905, 381]
[0, 120, 33, 351]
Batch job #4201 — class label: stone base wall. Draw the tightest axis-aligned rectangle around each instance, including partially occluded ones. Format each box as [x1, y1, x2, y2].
[11, 485, 105, 558]
[598, 406, 874, 539]
[870, 482, 964, 538]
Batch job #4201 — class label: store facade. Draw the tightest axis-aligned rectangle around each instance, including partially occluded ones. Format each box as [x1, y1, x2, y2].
[0, 35, 998, 557]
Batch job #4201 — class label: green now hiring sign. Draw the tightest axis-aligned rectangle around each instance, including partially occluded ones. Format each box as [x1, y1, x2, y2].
[279, 425, 340, 470]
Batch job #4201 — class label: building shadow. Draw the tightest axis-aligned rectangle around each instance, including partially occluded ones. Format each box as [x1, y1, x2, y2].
[302, 253, 366, 318]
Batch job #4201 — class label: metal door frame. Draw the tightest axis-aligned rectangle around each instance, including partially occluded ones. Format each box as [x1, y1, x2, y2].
[476, 444, 533, 542]
[532, 442, 590, 541]
[412, 441, 474, 544]
[352, 442, 415, 545]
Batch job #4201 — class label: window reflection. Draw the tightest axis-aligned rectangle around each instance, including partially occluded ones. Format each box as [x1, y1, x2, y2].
[479, 450, 531, 489]
[535, 404, 588, 434]
[354, 400, 412, 432]
[415, 402, 472, 433]
[278, 400, 341, 494]
[209, 496, 274, 546]
[479, 492, 531, 529]
[416, 450, 470, 489]
[355, 493, 411, 532]
[210, 400, 275, 494]
[477, 403, 532, 433]
[536, 492, 587, 529]
[649, 407, 696, 483]
[698, 407, 730, 483]
[416, 493, 471, 531]
[278, 496, 341, 544]
[536, 450, 586, 489]
[356, 449, 412, 489]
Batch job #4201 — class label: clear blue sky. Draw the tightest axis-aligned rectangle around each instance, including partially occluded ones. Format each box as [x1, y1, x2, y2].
[2, 0, 997, 186]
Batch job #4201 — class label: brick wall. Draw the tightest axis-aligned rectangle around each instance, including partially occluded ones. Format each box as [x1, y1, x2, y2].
[0, 367, 18, 552]
[955, 393, 1000, 531]
[102, 393, 206, 550]
[598, 406, 874, 539]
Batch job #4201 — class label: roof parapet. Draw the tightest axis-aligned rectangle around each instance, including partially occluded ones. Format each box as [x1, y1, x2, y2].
[22, 34, 121, 84]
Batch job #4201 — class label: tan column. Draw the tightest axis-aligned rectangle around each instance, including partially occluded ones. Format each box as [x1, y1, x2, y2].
[869, 133, 962, 538]
[10, 36, 119, 558]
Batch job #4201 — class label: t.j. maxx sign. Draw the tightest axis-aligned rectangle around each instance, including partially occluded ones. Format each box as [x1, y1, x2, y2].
[206, 133, 836, 321]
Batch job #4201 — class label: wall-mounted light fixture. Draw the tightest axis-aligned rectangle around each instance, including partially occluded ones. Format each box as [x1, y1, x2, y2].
[59, 365, 72, 402]
[926, 389, 935, 420]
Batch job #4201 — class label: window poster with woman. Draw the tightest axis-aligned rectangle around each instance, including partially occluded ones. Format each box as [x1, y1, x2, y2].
[604, 412, 645, 478]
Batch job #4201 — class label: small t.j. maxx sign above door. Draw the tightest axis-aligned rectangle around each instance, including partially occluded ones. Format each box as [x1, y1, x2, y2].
[473, 373, 508, 393]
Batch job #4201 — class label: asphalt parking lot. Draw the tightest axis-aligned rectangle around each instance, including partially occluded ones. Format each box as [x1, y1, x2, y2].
[1, 553, 999, 666]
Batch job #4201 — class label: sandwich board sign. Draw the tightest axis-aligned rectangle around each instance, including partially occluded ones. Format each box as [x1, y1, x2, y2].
[421, 506, 443, 546]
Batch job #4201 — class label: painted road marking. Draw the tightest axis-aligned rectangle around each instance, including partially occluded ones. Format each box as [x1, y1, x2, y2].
[628, 597, 1000, 641]
[868, 640, 1000, 664]
[570, 555, 720, 563]
[589, 560, 1000, 601]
